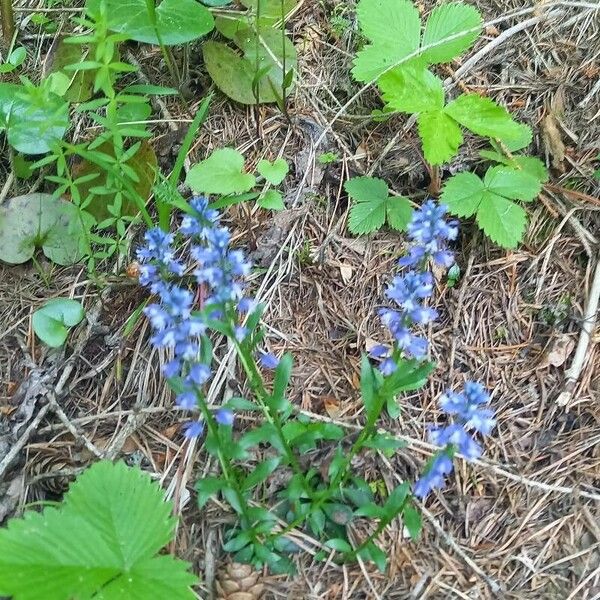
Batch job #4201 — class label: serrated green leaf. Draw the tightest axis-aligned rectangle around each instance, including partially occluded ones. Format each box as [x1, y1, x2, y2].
[501, 122, 532, 151]
[257, 158, 288, 185]
[186, 148, 256, 195]
[345, 176, 406, 234]
[513, 156, 548, 183]
[440, 171, 484, 217]
[97, 555, 196, 600]
[258, 189, 285, 210]
[64, 461, 175, 566]
[484, 165, 542, 201]
[0, 461, 196, 600]
[379, 65, 444, 113]
[444, 94, 525, 143]
[352, 0, 421, 82]
[417, 109, 463, 165]
[476, 192, 527, 248]
[386, 196, 413, 231]
[420, 2, 481, 64]
[85, 0, 214, 45]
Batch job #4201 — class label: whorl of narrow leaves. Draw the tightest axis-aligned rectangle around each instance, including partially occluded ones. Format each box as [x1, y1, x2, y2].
[0, 461, 197, 600]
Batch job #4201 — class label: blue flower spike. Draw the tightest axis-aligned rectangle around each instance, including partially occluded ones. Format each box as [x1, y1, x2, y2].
[137, 197, 254, 435]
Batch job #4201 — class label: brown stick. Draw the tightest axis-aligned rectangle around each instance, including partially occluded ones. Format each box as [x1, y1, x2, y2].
[0, 0, 15, 47]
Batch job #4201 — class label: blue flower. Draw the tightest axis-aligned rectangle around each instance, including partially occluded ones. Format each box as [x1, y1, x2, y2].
[413, 453, 454, 498]
[215, 408, 234, 426]
[176, 391, 198, 410]
[439, 381, 496, 435]
[379, 358, 397, 376]
[429, 424, 482, 460]
[184, 420, 205, 439]
[259, 352, 279, 369]
[138, 198, 255, 436]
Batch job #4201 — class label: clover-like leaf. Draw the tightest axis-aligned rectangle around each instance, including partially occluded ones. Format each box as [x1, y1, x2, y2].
[186, 148, 256, 195]
[345, 176, 412, 234]
[420, 2, 481, 64]
[86, 0, 214, 45]
[32, 298, 85, 348]
[441, 165, 541, 248]
[258, 190, 285, 210]
[257, 158, 289, 185]
[0, 461, 197, 600]
[417, 109, 463, 165]
[444, 94, 526, 145]
[0, 194, 87, 265]
[352, 0, 421, 82]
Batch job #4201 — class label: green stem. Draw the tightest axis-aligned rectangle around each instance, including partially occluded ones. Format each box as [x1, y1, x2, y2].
[234, 341, 313, 496]
[197, 395, 253, 531]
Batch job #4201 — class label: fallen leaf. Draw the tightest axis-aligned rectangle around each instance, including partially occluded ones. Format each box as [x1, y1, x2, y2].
[322, 395, 341, 418]
[537, 334, 575, 370]
[339, 263, 353, 284]
[541, 110, 565, 171]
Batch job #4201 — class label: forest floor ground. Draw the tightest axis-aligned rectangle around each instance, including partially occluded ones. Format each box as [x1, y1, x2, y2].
[1, 0, 600, 598]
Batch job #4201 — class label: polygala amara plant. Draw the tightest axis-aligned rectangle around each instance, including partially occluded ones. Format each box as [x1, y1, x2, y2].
[134, 196, 496, 573]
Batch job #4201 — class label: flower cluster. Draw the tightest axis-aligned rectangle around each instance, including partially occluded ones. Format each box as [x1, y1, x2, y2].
[372, 200, 458, 371]
[137, 197, 254, 437]
[414, 381, 496, 498]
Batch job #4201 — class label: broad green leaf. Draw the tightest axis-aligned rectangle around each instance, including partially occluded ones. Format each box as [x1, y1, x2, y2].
[72, 140, 157, 220]
[383, 482, 410, 515]
[417, 109, 463, 165]
[32, 299, 85, 348]
[85, 0, 214, 45]
[9, 47, 26, 67]
[420, 2, 481, 64]
[186, 148, 256, 195]
[483, 165, 542, 201]
[386, 196, 413, 231]
[258, 189, 285, 210]
[444, 94, 525, 143]
[257, 158, 289, 185]
[98, 555, 197, 600]
[272, 353, 293, 405]
[0, 194, 87, 265]
[203, 27, 297, 105]
[64, 461, 175, 566]
[501, 122, 532, 151]
[440, 171, 484, 217]
[402, 503, 422, 539]
[476, 192, 527, 248]
[324, 539, 352, 553]
[0, 461, 196, 600]
[513, 156, 548, 183]
[362, 433, 406, 454]
[0, 83, 69, 154]
[345, 176, 410, 234]
[379, 65, 444, 113]
[196, 476, 227, 509]
[242, 457, 281, 491]
[352, 0, 421, 82]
